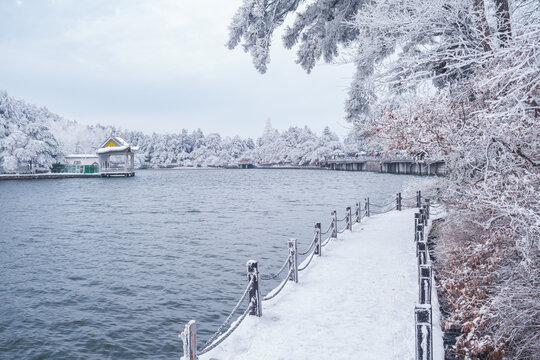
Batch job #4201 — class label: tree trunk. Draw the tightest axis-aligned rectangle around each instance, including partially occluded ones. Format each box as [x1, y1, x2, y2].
[494, 0, 512, 47]
[474, 0, 492, 52]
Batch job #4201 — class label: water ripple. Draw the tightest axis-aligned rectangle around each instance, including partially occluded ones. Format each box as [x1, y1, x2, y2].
[0, 169, 412, 359]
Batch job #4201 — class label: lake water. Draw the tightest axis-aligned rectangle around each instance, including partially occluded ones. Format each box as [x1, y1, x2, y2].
[0, 169, 416, 359]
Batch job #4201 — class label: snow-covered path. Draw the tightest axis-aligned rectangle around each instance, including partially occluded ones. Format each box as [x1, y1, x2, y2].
[198, 209, 443, 360]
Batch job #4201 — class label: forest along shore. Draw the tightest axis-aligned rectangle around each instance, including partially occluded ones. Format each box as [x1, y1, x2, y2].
[189, 208, 444, 360]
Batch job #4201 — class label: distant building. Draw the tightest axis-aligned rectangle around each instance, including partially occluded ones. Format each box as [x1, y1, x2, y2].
[57, 135, 137, 176]
[239, 158, 254, 169]
[64, 154, 99, 174]
[96, 135, 138, 176]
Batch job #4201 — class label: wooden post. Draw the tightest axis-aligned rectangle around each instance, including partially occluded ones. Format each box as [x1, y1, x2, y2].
[417, 221, 424, 243]
[346, 206, 352, 230]
[417, 242, 427, 265]
[425, 199, 430, 219]
[397, 192, 402, 211]
[355, 201, 361, 223]
[246, 260, 262, 316]
[419, 265, 432, 304]
[180, 320, 197, 360]
[417, 190, 422, 208]
[414, 213, 421, 242]
[365, 198, 370, 217]
[422, 206, 428, 225]
[415, 305, 433, 360]
[314, 222, 321, 256]
[416, 241, 426, 258]
[331, 211, 337, 238]
[288, 239, 298, 283]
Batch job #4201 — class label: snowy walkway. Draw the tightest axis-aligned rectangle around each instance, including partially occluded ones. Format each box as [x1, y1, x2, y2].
[198, 209, 443, 360]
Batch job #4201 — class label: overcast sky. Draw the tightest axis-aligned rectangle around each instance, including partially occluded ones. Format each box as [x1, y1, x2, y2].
[0, 0, 355, 139]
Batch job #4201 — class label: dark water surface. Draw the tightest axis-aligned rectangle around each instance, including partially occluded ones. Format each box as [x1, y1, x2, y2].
[0, 169, 414, 359]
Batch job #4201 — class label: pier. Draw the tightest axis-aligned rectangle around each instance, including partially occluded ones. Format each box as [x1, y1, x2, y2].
[323, 156, 446, 176]
[0, 171, 135, 181]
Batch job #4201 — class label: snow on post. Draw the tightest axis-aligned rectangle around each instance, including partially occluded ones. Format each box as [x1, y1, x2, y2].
[314, 222, 322, 256]
[397, 192, 402, 211]
[180, 320, 197, 360]
[331, 211, 338, 238]
[418, 265, 432, 305]
[246, 260, 262, 317]
[414, 305, 433, 360]
[355, 201, 361, 223]
[288, 239, 298, 283]
[346, 206, 352, 230]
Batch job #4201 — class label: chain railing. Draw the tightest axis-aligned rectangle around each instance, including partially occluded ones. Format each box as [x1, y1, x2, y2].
[180, 191, 428, 359]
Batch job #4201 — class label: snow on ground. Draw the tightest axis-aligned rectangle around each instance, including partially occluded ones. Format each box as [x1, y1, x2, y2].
[197, 208, 443, 360]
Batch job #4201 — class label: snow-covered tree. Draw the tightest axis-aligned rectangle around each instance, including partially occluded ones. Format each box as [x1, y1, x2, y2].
[0, 91, 62, 173]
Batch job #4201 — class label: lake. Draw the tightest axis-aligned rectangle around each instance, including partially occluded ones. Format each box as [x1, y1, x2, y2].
[0, 169, 416, 359]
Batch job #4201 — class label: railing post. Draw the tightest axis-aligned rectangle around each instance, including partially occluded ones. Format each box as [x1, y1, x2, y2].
[355, 201, 361, 223]
[419, 265, 432, 304]
[421, 206, 428, 226]
[425, 199, 430, 219]
[416, 190, 422, 208]
[246, 260, 262, 316]
[415, 305, 433, 360]
[314, 222, 321, 256]
[180, 320, 197, 360]
[414, 213, 421, 242]
[346, 206, 352, 230]
[417, 241, 427, 265]
[288, 239, 298, 283]
[417, 221, 425, 243]
[331, 211, 337, 238]
[397, 192, 402, 211]
[365, 198, 370, 217]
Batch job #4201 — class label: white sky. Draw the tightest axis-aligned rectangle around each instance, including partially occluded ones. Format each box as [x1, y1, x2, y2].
[0, 0, 355, 139]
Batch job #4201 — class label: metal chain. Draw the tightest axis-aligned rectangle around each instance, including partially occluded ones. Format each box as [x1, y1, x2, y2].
[298, 250, 315, 271]
[198, 304, 253, 355]
[371, 205, 397, 215]
[260, 254, 291, 281]
[370, 199, 395, 208]
[320, 223, 332, 235]
[199, 277, 254, 351]
[337, 215, 347, 222]
[263, 269, 292, 301]
[337, 226, 348, 234]
[321, 236, 332, 248]
[298, 233, 318, 256]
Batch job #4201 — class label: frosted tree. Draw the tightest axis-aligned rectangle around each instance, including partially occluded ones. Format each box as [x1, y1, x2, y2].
[0, 91, 62, 173]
